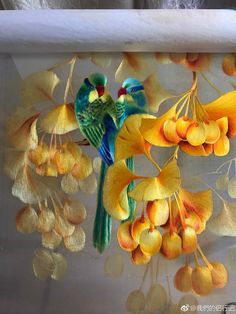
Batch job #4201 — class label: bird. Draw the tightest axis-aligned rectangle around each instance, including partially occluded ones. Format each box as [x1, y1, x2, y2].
[74, 73, 147, 252]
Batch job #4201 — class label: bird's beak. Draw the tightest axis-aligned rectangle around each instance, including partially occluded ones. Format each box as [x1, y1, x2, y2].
[118, 87, 127, 98]
[96, 85, 105, 97]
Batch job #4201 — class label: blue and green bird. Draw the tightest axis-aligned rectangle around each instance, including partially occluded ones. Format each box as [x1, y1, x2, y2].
[74, 73, 147, 253]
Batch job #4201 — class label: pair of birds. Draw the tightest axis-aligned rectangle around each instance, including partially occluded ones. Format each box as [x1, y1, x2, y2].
[75, 73, 148, 253]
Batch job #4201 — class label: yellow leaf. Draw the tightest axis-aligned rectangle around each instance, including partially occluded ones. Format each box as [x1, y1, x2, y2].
[40, 103, 78, 135]
[222, 54, 236, 76]
[115, 114, 154, 162]
[71, 153, 93, 180]
[103, 160, 137, 220]
[143, 73, 175, 113]
[115, 52, 154, 82]
[140, 104, 177, 147]
[207, 201, 236, 236]
[129, 160, 180, 201]
[21, 71, 60, 106]
[205, 91, 236, 138]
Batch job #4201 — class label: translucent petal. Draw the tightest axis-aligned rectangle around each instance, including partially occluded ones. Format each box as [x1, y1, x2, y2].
[12, 166, 52, 204]
[146, 284, 168, 312]
[21, 70, 60, 106]
[9, 114, 39, 151]
[71, 153, 93, 180]
[115, 52, 153, 82]
[42, 229, 62, 249]
[104, 253, 124, 278]
[126, 289, 146, 313]
[215, 174, 229, 191]
[204, 121, 220, 144]
[16, 205, 38, 234]
[179, 188, 213, 232]
[61, 173, 79, 194]
[29, 142, 49, 166]
[54, 214, 75, 237]
[131, 217, 150, 243]
[140, 104, 177, 147]
[78, 173, 97, 194]
[63, 199, 86, 225]
[205, 91, 236, 138]
[143, 73, 175, 113]
[117, 222, 138, 252]
[64, 226, 85, 252]
[186, 122, 206, 146]
[37, 207, 55, 233]
[214, 134, 230, 156]
[32, 249, 54, 280]
[129, 160, 180, 201]
[207, 201, 236, 236]
[4, 151, 27, 180]
[139, 228, 162, 256]
[163, 119, 181, 144]
[53, 145, 76, 174]
[41, 103, 78, 135]
[174, 266, 193, 292]
[191, 266, 213, 296]
[103, 160, 137, 220]
[91, 52, 112, 68]
[51, 252, 68, 280]
[131, 246, 151, 265]
[180, 226, 197, 253]
[210, 261, 228, 288]
[115, 114, 155, 161]
[146, 199, 169, 226]
[93, 157, 102, 174]
[228, 177, 236, 198]
[222, 53, 236, 76]
[161, 231, 182, 260]
[36, 161, 58, 177]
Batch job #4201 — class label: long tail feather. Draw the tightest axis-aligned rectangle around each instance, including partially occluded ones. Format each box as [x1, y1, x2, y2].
[93, 160, 111, 253]
[126, 157, 136, 221]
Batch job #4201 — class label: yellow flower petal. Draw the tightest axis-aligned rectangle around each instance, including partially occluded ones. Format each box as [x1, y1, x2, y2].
[16, 205, 38, 234]
[179, 188, 213, 233]
[129, 160, 180, 201]
[186, 122, 206, 146]
[161, 231, 182, 260]
[41, 103, 78, 135]
[139, 228, 162, 256]
[176, 116, 193, 139]
[214, 134, 230, 156]
[117, 221, 138, 252]
[204, 120, 220, 144]
[179, 142, 213, 156]
[29, 142, 49, 166]
[115, 114, 154, 161]
[205, 91, 236, 138]
[192, 266, 213, 296]
[174, 265, 193, 292]
[21, 71, 60, 106]
[163, 118, 181, 144]
[71, 153, 93, 180]
[180, 226, 197, 253]
[140, 104, 177, 147]
[131, 217, 150, 243]
[131, 245, 151, 265]
[210, 262, 228, 288]
[222, 53, 236, 76]
[146, 199, 169, 226]
[103, 161, 137, 220]
[143, 73, 175, 113]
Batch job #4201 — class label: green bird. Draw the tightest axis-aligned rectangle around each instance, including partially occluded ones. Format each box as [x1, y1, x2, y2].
[75, 73, 147, 252]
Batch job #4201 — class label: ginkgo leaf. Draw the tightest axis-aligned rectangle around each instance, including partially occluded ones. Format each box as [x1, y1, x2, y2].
[51, 252, 68, 280]
[8, 113, 39, 151]
[207, 201, 236, 236]
[16, 205, 39, 234]
[64, 225, 85, 252]
[91, 52, 112, 68]
[78, 173, 97, 194]
[40, 103, 78, 135]
[222, 54, 236, 76]
[129, 160, 180, 201]
[61, 173, 79, 194]
[42, 229, 62, 249]
[71, 153, 93, 180]
[115, 52, 154, 82]
[143, 73, 175, 113]
[21, 71, 60, 106]
[4, 150, 27, 179]
[115, 114, 154, 161]
[63, 199, 86, 225]
[32, 249, 54, 280]
[12, 166, 52, 204]
[205, 91, 236, 138]
[103, 160, 138, 220]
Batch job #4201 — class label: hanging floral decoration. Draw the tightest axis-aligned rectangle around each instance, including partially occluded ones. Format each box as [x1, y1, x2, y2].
[2, 52, 236, 307]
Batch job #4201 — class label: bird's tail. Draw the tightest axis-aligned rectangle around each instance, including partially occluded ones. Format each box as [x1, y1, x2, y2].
[126, 157, 136, 221]
[93, 160, 111, 253]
